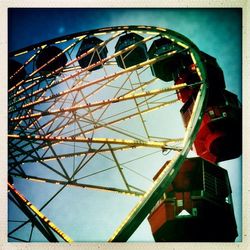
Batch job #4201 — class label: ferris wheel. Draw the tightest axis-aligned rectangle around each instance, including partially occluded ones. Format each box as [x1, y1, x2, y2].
[8, 25, 240, 242]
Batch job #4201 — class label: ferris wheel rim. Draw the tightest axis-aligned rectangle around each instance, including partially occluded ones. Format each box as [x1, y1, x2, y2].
[9, 25, 199, 57]
[8, 24, 208, 242]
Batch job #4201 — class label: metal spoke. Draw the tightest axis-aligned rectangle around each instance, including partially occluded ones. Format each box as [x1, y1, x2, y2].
[8, 25, 208, 242]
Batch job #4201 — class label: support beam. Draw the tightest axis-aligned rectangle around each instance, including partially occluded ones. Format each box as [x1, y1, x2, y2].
[8, 134, 182, 150]
[10, 174, 144, 197]
[9, 84, 187, 122]
[8, 183, 73, 242]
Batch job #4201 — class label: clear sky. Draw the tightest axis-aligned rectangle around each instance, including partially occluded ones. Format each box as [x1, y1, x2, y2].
[8, 8, 242, 242]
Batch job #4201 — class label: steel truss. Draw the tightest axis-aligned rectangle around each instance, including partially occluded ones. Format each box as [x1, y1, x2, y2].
[8, 25, 208, 242]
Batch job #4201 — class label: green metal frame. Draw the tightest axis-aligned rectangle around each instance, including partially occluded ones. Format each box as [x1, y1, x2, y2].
[8, 25, 208, 242]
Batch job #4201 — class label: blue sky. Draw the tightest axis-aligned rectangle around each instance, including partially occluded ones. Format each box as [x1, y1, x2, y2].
[8, 8, 242, 242]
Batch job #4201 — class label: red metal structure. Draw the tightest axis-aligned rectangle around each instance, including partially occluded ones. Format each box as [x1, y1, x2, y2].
[172, 49, 242, 163]
[174, 51, 226, 103]
[148, 157, 238, 241]
[180, 90, 241, 163]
